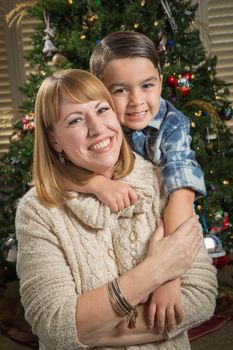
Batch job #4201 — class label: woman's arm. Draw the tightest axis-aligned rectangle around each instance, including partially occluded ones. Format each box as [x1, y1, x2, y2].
[75, 217, 203, 346]
[16, 194, 202, 350]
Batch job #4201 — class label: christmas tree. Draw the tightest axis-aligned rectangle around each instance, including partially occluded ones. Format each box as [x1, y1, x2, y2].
[1, 0, 233, 265]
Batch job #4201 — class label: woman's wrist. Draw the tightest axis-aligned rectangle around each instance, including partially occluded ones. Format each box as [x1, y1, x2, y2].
[118, 256, 164, 306]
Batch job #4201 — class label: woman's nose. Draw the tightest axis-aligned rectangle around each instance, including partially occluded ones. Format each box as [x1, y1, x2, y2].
[88, 117, 106, 137]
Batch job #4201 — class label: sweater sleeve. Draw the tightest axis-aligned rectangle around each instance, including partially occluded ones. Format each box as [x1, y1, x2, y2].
[15, 194, 88, 350]
[166, 244, 218, 339]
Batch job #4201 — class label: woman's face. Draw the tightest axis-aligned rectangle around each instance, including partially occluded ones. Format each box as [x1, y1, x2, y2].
[50, 96, 123, 178]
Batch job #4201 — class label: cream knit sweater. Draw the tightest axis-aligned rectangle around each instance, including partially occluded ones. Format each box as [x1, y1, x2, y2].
[16, 155, 217, 350]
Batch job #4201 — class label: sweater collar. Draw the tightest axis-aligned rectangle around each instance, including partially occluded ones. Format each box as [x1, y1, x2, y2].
[65, 154, 155, 229]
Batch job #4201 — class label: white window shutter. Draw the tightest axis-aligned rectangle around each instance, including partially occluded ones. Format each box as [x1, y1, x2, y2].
[196, 0, 233, 129]
[0, 0, 15, 154]
[0, 0, 39, 154]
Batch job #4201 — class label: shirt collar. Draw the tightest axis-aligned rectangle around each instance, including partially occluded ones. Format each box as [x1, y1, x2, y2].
[147, 97, 167, 130]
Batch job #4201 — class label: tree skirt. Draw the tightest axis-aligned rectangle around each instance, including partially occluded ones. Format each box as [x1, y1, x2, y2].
[189, 285, 233, 341]
[0, 295, 38, 349]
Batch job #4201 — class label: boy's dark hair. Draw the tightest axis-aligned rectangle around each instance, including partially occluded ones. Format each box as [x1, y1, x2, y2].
[90, 31, 161, 79]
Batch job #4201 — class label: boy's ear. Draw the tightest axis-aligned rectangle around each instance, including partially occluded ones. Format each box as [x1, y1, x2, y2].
[159, 74, 163, 93]
[47, 131, 62, 152]
[160, 74, 163, 85]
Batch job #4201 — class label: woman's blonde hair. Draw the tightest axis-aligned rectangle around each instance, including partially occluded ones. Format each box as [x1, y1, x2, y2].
[34, 69, 134, 207]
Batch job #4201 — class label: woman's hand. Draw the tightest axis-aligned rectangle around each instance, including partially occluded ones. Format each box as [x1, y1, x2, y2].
[147, 215, 203, 283]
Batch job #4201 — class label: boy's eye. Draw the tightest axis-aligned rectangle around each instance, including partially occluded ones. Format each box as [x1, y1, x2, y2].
[113, 87, 128, 95]
[143, 83, 154, 89]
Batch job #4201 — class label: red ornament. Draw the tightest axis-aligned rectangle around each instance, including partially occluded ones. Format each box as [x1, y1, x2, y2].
[212, 255, 231, 268]
[23, 115, 30, 125]
[167, 75, 178, 87]
[223, 212, 230, 229]
[184, 72, 192, 81]
[180, 86, 191, 96]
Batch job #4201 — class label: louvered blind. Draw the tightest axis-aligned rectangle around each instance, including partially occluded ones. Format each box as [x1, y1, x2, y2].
[196, 0, 233, 128]
[20, 16, 40, 77]
[0, 1, 14, 154]
[0, 1, 39, 154]
[207, 0, 233, 127]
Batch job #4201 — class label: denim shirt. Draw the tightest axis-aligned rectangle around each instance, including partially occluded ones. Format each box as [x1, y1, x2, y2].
[123, 98, 206, 197]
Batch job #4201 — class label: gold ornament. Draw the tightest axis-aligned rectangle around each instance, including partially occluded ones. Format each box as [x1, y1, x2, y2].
[52, 52, 67, 66]
[206, 143, 213, 151]
[82, 9, 98, 28]
[5, 1, 35, 27]
[10, 132, 22, 142]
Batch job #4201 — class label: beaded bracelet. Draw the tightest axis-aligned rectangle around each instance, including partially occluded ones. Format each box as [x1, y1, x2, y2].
[107, 278, 138, 329]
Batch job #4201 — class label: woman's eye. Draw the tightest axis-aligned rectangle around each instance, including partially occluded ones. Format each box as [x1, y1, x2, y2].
[68, 117, 83, 126]
[97, 106, 110, 114]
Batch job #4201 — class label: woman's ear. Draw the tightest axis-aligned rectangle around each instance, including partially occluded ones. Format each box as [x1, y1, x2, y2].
[47, 131, 62, 152]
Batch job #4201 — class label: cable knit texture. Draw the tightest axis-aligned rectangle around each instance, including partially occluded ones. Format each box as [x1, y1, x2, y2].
[16, 154, 217, 350]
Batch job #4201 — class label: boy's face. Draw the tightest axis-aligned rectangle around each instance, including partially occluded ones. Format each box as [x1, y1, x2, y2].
[102, 57, 163, 130]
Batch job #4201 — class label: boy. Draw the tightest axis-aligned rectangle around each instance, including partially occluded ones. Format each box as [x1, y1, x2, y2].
[89, 31, 206, 333]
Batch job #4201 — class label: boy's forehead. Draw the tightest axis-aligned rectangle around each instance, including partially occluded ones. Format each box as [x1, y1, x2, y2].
[102, 57, 160, 86]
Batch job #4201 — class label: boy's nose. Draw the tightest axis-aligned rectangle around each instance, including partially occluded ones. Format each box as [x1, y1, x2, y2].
[129, 90, 144, 106]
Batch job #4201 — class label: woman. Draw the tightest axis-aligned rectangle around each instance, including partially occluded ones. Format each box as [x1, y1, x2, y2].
[16, 69, 217, 350]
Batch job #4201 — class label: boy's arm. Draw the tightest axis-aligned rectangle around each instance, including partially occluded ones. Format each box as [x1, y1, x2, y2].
[140, 109, 204, 332]
[163, 188, 195, 235]
[146, 189, 195, 333]
[63, 175, 138, 212]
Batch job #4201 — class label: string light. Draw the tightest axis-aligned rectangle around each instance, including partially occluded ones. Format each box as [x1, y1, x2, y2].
[154, 21, 159, 26]
[223, 180, 229, 185]
[80, 34, 86, 40]
[68, 0, 73, 4]
[195, 110, 202, 117]
[197, 205, 202, 210]
[134, 23, 139, 29]
[191, 122, 196, 128]
[215, 95, 221, 100]
[141, 0, 146, 6]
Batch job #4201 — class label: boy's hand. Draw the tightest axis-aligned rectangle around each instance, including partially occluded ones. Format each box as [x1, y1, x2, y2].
[62, 175, 138, 212]
[94, 178, 138, 212]
[146, 278, 184, 333]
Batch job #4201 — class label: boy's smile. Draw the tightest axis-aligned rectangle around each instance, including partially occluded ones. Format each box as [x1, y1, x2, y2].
[102, 57, 163, 130]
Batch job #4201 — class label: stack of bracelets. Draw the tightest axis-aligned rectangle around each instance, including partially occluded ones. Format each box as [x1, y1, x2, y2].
[107, 278, 138, 329]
